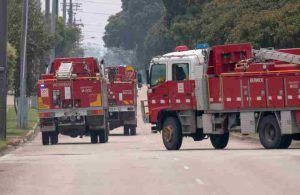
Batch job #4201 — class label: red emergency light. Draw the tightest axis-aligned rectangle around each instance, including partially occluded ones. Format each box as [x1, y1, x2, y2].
[175, 45, 189, 52]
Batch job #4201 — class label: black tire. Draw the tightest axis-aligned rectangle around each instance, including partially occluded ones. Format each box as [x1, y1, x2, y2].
[279, 135, 292, 149]
[99, 130, 107, 143]
[292, 133, 300, 140]
[130, 125, 137, 136]
[90, 131, 98, 144]
[259, 115, 282, 149]
[105, 129, 109, 142]
[210, 133, 229, 149]
[124, 125, 130, 136]
[42, 132, 50, 145]
[162, 117, 183, 150]
[50, 132, 58, 145]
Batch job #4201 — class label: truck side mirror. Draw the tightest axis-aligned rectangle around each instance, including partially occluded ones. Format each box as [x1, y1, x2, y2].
[137, 73, 142, 88]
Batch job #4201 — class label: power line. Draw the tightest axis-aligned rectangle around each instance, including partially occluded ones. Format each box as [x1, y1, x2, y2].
[78, 0, 120, 6]
[78, 11, 111, 15]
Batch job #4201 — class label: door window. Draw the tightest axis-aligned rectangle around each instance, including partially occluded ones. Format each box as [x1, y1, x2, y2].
[150, 64, 166, 87]
[172, 63, 189, 81]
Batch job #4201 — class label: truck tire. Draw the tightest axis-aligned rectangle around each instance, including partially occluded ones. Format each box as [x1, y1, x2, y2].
[90, 131, 98, 144]
[279, 135, 292, 149]
[105, 129, 109, 142]
[292, 133, 300, 140]
[99, 129, 108, 143]
[162, 117, 183, 150]
[130, 125, 137, 136]
[42, 132, 50, 145]
[124, 125, 130, 136]
[210, 133, 229, 149]
[50, 132, 58, 145]
[258, 115, 282, 149]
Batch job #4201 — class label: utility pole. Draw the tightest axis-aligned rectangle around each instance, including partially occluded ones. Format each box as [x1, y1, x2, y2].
[17, 0, 29, 129]
[45, 0, 50, 29]
[68, 0, 73, 25]
[63, 0, 67, 24]
[51, 0, 58, 60]
[0, 0, 8, 140]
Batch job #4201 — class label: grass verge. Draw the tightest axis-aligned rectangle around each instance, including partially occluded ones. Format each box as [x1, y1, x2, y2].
[0, 107, 38, 151]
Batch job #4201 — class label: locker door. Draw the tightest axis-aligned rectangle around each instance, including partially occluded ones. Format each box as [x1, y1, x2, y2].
[266, 77, 284, 108]
[249, 77, 267, 108]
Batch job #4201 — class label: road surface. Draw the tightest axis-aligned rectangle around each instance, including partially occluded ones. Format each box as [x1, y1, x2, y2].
[0, 86, 300, 195]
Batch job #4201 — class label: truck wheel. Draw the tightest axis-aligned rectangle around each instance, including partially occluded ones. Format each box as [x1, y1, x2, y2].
[130, 125, 137, 136]
[124, 125, 130, 136]
[162, 117, 183, 150]
[50, 132, 58, 145]
[279, 135, 292, 149]
[90, 131, 98, 144]
[42, 132, 50, 145]
[99, 130, 107, 143]
[258, 115, 282, 149]
[292, 133, 300, 140]
[105, 129, 109, 142]
[210, 133, 229, 149]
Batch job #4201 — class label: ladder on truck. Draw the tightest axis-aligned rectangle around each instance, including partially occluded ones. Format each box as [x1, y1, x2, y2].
[253, 49, 300, 65]
[56, 62, 73, 79]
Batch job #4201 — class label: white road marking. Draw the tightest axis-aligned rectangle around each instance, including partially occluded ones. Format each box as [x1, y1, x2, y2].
[183, 165, 189, 170]
[173, 157, 179, 161]
[195, 178, 204, 185]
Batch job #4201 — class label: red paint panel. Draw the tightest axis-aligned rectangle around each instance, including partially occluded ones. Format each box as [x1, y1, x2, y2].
[148, 82, 170, 123]
[168, 80, 196, 110]
[240, 78, 249, 109]
[73, 78, 102, 108]
[222, 77, 242, 109]
[208, 78, 221, 103]
[108, 82, 135, 106]
[285, 77, 300, 107]
[249, 77, 267, 108]
[266, 77, 284, 108]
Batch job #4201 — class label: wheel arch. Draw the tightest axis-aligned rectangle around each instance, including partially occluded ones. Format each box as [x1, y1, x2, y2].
[157, 110, 178, 132]
[255, 111, 280, 133]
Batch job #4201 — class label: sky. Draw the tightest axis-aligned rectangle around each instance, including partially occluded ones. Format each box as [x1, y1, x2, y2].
[41, 0, 122, 46]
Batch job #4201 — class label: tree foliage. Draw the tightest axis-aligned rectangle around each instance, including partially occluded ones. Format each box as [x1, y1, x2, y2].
[104, 0, 300, 67]
[7, 43, 17, 92]
[7, 0, 83, 96]
[8, 0, 55, 96]
[55, 18, 83, 58]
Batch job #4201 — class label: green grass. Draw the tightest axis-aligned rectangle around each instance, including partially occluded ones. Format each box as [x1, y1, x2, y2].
[0, 107, 38, 150]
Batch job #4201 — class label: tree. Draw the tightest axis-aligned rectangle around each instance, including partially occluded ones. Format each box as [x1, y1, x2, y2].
[55, 17, 83, 58]
[7, 43, 17, 92]
[8, 0, 55, 96]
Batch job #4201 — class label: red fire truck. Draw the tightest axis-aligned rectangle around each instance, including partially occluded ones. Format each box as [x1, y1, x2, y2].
[105, 65, 138, 135]
[141, 43, 300, 150]
[37, 57, 109, 145]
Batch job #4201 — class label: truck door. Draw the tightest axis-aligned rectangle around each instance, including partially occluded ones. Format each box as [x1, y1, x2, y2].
[148, 63, 169, 123]
[169, 62, 194, 110]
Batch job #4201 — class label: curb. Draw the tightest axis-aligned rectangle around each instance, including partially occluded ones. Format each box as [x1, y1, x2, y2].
[0, 122, 39, 155]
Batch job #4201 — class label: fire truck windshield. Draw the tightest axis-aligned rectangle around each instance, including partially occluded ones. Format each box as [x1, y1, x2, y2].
[150, 64, 166, 87]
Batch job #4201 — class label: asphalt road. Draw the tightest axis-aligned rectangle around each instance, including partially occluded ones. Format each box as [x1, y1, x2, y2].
[1, 87, 300, 195]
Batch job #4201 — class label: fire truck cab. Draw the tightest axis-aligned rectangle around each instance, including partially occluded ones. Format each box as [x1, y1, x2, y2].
[142, 43, 300, 150]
